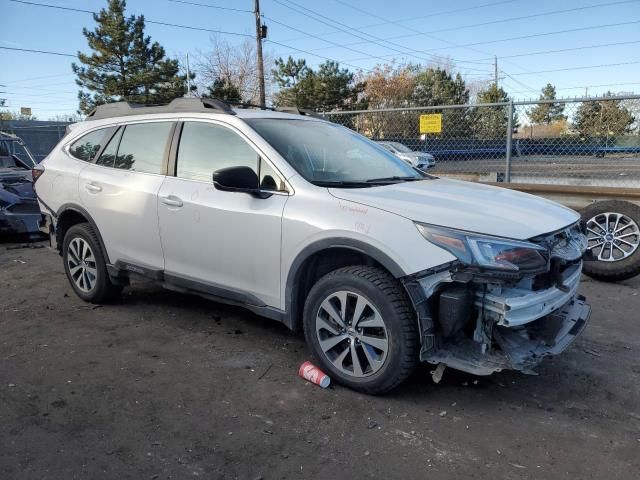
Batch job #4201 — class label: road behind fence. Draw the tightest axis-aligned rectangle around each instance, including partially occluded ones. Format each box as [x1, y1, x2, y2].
[321, 95, 640, 189]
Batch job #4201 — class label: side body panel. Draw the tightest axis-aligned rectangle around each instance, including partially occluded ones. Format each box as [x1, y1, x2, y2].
[157, 177, 287, 307]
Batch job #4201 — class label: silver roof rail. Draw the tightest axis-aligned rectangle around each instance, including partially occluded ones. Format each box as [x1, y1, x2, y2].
[86, 97, 235, 121]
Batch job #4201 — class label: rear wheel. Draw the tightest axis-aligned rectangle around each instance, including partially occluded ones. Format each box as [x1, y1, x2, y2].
[62, 223, 122, 303]
[303, 266, 419, 395]
[582, 200, 640, 282]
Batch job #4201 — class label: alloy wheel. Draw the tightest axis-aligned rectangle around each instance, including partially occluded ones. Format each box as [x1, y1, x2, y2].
[315, 290, 389, 378]
[67, 237, 98, 292]
[586, 212, 640, 262]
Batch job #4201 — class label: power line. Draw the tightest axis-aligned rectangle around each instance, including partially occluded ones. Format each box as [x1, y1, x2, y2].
[457, 40, 640, 63]
[167, 0, 253, 14]
[507, 60, 640, 76]
[0, 46, 76, 57]
[420, 20, 640, 52]
[500, 72, 539, 94]
[508, 82, 640, 95]
[272, 0, 494, 70]
[0, 73, 75, 84]
[9, 0, 253, 38]
[305, 0, 522, 40]
[330, 0, 639, 45]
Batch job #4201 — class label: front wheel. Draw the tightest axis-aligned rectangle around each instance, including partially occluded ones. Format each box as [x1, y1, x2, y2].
[303, 266, 419, 395]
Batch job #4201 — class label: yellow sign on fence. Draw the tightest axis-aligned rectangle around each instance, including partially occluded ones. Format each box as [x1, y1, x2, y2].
[419, 113, 442, 134]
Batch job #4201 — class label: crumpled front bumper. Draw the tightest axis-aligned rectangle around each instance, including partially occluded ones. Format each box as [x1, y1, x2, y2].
[426, 293, 590, 376]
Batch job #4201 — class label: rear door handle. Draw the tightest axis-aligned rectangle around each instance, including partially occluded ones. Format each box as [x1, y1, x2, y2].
[84, 182, 102, 193]
[161, 195, 183, 208]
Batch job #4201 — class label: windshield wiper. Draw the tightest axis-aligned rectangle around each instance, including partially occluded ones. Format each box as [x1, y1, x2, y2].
[365, 176, 423, 183]
[313, 180, 376, 188]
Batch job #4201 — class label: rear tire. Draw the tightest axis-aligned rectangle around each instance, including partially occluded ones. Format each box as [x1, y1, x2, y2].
[303, 266, 419, 395]
[582, 200, 640, 282]
[62, 223, 122, 303]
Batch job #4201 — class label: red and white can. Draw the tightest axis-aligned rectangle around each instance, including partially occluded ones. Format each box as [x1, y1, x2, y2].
[299, 361, 331, 388]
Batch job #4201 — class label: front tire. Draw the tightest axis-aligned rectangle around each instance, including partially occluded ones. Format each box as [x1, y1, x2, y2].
[62, 223, 122, 303]
[303, 266, 419, 395]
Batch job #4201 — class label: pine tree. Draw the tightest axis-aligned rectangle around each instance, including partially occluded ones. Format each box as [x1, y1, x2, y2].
[207, 78, 242, 103]
[574, 94, 635, 138]
[473, 84, 518, 139]
[72, 0, 194, 114]
[529, 83, 565, 125]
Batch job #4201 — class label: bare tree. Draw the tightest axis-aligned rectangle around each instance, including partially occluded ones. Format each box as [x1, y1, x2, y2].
[195, 35, 274, 104]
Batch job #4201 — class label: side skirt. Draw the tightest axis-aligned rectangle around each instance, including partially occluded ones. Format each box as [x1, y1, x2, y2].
[107, 262, 287, 325]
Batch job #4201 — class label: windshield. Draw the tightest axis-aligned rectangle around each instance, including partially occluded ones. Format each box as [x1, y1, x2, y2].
[390, 142, 413, 153]
[246, 119, 424, 186]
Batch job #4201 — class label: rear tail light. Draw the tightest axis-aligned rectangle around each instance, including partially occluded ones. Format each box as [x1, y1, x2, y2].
[32, 166, 44, 184]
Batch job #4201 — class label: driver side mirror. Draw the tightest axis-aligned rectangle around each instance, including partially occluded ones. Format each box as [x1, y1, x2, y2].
[212, 166, 271, 198]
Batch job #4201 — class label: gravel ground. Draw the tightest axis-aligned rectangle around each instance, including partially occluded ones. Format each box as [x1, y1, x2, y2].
[1, 242, 639, 479]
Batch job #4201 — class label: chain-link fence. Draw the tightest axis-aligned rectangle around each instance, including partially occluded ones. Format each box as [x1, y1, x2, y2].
[321, 95, 640, 188]
[0, 120, 70, 162]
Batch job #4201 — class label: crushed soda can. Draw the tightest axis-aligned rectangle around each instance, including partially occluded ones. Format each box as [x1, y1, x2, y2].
[299, 361, 330, 388]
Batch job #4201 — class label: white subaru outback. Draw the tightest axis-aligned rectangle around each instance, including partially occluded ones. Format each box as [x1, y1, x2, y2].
[34, 98, 590, 394]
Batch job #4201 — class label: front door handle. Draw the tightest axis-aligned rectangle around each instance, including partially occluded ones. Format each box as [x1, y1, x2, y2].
[161, 195, 183, 208]
[84, 182, 102, 193]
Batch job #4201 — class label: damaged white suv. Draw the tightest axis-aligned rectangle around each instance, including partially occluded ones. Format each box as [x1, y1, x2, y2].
[34, 98, 590, 394]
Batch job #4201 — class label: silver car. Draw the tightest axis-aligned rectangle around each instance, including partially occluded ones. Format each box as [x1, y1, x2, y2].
[377, 141, 435, 170]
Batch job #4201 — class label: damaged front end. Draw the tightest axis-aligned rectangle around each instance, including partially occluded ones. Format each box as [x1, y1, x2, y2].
[404, 222, 591, 377]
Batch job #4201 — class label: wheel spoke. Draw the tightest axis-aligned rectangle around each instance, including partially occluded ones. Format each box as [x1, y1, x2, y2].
[320, 299, 346, 329]
[587, 241, 604, 251]
[316, 315, 341, 336]
[319, 333, 347, 353]
[69, 264, 83, 276]
[350, 342, 364, 376]
[359, 334, 388, 353]
[618, 239, 636, 247]
[362, 343, 383, 371]
[351, 295, 368, 329]
[332, 344, 351, 371]
[358, 311, 385, 328]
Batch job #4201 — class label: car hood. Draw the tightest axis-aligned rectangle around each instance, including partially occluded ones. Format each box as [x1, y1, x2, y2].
[329, 178, 579, 239]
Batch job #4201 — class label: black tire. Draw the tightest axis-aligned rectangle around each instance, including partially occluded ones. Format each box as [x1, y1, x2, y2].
[581, 200, 640, 282]
[303, 266, 419, 395]
[62, 223, 122, 303]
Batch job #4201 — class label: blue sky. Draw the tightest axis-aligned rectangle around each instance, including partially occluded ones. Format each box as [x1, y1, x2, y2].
[1, 0, 639, 118]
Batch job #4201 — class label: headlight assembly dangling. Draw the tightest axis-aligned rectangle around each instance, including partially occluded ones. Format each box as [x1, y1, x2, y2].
[416, 223, 549, 273]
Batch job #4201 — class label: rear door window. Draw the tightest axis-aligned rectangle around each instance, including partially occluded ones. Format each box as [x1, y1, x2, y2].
[69, 128, 110, 162]
[114, 122, 174, 174]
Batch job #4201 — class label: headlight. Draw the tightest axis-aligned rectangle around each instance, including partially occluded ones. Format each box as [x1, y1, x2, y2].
[416, 223, 549, 273]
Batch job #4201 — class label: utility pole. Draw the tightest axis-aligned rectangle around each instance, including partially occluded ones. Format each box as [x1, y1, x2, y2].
[185, 53, 192, 97]
[494, 56, 498, 88]
[254, 0, 266, 108]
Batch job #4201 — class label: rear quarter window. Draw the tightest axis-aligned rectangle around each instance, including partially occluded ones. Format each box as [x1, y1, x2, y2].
[68, 128, 110, 162]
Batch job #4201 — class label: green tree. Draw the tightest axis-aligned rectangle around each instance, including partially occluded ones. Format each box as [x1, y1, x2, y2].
[413, 67, 471, 137]
[412, 68, 469, 106]
[272, 56, 309, 107]
[473, 83, 515, 139]
[72, 0, 194, 114]
[207, 78, 242, 103]
[529, 83, 565, 125]
[272, 58, 361, 111]
[574, 95, 635, 138]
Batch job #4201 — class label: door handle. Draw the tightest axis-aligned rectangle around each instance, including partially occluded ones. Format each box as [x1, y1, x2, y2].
[161, 195, 183, 208]
[84, 182, 102, 193]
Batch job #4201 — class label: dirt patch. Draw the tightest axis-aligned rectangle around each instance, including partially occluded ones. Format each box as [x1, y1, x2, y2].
[1, 242, 638, 479]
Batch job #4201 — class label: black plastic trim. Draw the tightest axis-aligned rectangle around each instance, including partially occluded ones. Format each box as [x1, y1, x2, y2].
[55, 203, 111, 263]
[283, 238, 406, 329]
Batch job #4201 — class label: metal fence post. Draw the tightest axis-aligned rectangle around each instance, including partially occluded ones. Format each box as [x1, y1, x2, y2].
[505, 99, 513, 183]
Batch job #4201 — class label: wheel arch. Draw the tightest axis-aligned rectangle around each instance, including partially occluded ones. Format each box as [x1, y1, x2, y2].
[55, 203, 111, 264]
[284, 238, 406, 330]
